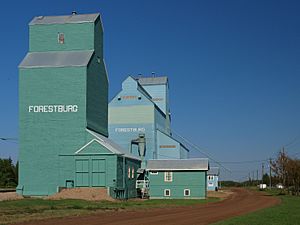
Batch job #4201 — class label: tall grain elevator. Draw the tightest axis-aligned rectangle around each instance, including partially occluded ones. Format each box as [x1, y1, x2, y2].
[18, 13, 140, 198]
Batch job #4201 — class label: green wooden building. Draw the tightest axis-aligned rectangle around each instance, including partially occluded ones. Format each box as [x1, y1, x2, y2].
[146, 159, 209, 199]
[17, 12, 140, 199]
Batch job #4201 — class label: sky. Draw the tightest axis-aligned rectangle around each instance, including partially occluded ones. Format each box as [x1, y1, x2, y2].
[0, 0, 300, 181]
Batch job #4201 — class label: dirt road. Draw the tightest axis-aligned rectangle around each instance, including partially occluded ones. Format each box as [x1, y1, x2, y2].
[18, 188, 280, 225]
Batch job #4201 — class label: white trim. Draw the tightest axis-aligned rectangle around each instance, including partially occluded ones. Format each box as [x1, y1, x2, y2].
[164, 171, 173, 182]
[146, 169, 208, 171]
[75, 139, 103, 154]
[184, 189, 190, 197]
[164, 189, 171, 197]
[150, 171, 158, 175]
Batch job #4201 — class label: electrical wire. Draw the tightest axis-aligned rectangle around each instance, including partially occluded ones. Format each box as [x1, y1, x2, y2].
[172, 130, 231, 173]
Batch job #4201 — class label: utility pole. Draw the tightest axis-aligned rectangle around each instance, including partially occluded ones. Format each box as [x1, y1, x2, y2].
[269, 158, 272, 189]
[249, 172, 251, 185]
[262, 163, 264, 184]
[256, 170, 259, 185]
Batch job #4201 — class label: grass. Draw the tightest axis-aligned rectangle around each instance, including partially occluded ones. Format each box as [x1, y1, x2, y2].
[213, 189, 300, 225]
[0, 197, 218, 225]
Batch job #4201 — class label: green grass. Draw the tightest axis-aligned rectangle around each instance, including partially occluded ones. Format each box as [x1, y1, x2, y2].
[0, 197, 218, 225]
[213, 190, 300, 225]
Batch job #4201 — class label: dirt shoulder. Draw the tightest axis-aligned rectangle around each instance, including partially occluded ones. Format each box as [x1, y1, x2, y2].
[16, 188, 280, 225]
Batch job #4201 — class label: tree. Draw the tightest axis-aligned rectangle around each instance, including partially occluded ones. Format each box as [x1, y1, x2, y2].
[272, 151, 300, 195]
[0, 158, 18, 187]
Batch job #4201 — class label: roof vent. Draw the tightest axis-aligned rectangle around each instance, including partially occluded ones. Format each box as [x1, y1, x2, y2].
[72, 11, 77, 15]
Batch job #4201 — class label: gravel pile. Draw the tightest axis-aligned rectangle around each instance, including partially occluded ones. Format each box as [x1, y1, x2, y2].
[46, 188, 115, 201]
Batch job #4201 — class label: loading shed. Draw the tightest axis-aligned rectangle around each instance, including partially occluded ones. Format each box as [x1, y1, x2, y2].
[146, 159, 209, 199]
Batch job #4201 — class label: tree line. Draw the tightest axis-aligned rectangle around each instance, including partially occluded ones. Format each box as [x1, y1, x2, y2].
[0, 158, 18, 188]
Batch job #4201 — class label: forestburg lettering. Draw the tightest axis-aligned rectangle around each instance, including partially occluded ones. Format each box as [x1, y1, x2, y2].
[28, 105, 78, 113]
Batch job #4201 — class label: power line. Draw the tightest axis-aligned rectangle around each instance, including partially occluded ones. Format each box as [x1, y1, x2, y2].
[172, 130, 231, 173]
[0, 138, 18, 144]
[0, 138, 18, 141]
[218, 159, 269, 164]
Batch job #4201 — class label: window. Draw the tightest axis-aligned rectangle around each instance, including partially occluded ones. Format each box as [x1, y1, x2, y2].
[150, 171, 158, 175]
[208, 176, 214, 181]
[164, 171, 173, 182]
[131, 167, 135, 179]
[128, 167, 131, 178]
[58, 33, 65, 44]
[164, 189, 171, 197]
[184, 189, 190, 196]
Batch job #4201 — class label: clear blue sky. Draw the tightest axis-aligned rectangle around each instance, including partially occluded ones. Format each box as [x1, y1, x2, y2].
[1, 0, 300, 181]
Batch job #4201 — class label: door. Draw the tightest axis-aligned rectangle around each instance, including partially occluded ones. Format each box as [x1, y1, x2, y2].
[92, 159, 106, 187]
[75, 159, 89, 187]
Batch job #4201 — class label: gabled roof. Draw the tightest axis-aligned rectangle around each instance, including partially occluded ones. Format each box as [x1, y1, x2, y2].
[29, 13, 99, 25]
[135, 76, 168, 85]
[86, 129, 141, 161]
[146, 158, 209, 171]
[19, 50, 94, 68]
[207, 167, 220, 176]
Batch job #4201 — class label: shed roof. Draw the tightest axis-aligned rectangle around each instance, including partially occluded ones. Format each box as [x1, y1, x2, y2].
[136, 76, 168, 85]
[207, 167, 220, 176]
[87, 129, 141, 161]
[29, 13, 99, 25]
[19, 50, 94, 68]
[146, 158, 209, 171]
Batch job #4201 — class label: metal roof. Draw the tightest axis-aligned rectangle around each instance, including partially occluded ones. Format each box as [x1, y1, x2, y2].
[207, 167, 220, 175]
[19, 50, 94, 68]
[29, 13, 99, 25]
[136, 76, 168, 85]
[146, 158, 209, 171]
[87, 129, 141, 161]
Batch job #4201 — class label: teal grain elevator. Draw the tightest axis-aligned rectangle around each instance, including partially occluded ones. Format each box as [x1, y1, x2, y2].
[18, 13, 140, 198]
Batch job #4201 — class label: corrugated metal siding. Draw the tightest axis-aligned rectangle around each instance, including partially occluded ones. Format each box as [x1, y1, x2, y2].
[19, 51, 94, 68]
[29, 14, 99, 25]
[147, 158, 209, 171]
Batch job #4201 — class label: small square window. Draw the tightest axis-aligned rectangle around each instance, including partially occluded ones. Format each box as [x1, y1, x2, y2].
[164, 172, 173, 182]
[184, 189, 190, 196]
[164, 189, 171, 196]
[58, 33, 65, 44]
